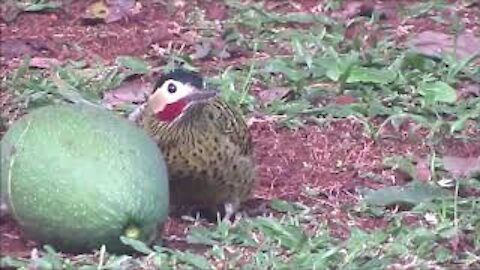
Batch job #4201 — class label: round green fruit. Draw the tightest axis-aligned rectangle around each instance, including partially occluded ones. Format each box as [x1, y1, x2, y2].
[0, 104, 169, 253]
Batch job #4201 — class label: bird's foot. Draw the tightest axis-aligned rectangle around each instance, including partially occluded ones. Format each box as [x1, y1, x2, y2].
[222, 202, 235, 223]
[217, 201, 243, 226]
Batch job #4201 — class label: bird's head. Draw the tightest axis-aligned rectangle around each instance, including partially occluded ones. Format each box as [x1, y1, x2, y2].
[146, 69, 217, 122]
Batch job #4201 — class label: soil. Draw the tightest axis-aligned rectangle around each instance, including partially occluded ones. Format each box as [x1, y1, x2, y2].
[1, 0, 479, 258]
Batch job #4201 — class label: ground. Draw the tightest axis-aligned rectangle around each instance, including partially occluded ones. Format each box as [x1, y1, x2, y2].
[1, 0, 479, 269]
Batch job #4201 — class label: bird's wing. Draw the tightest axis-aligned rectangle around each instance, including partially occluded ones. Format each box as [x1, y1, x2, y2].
[208, 98, 253, 156]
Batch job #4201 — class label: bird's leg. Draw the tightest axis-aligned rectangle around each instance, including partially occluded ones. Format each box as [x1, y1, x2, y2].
[223, 202, 235, 222]
[221, 199, 241, 224]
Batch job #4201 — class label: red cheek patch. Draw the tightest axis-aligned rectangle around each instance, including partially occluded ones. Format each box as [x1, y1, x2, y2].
[156, 99, 187, 122]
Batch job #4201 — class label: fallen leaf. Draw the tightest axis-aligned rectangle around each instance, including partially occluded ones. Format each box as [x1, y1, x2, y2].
[191, 41, 212, 60]
[106, 0, 135, 10]
[102, 80, 151, 108]
[0, 38, 51, 59]
[257, 87, 291, 105]
[458, 83, 480, 98]
[442, 156, 480, 178]
[0, 0, 22, 22]
[84, 0, 109, 20]
[409, 30, 480, 60]
[105, 0, 138, 23]
[191, 37, 232, 60]
[83, 0, 139, 23]
[29, 57, 61, 69]
[462, 0, 478, 8]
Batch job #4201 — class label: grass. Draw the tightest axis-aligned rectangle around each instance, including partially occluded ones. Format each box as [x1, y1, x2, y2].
[1, 0, 480, 269]
[2, 188, 479, 269]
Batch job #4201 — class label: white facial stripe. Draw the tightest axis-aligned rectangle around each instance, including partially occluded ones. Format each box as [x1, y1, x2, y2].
[160, 79, 195, 103]
[147, 79, 195, 114]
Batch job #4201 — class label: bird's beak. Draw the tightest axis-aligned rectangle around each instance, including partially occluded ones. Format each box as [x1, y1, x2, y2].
[185, 89, 217, 102]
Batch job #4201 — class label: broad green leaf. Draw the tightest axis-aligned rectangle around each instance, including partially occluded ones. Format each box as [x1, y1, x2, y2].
[173, 251, 213, 270]
[268, 199, 302, 213]
[346, 67, 397, 84]
[0, 257, 27, 268]
[42, 245, 64, 270]
[254, 217, 308, 251]
[21, 1, 62, 12]
[320, 104, 366, 118]
[120, 236, 154, 255]
[102, 255, 134, 269]
[363, 181, 448, 207]
[264, 59, 306, 82]
[383, 156, 416, 179]
[115, 56, 150, 75]
[186, 227, 219, 246]
[418, 81, 457, 104]
[315, 51, 359, 82]
[291, 36, 313, 68]
[435, 246, 452, 263]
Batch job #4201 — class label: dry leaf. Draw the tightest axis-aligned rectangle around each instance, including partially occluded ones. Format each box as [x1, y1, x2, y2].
[102, 80, 151, 108]
[0, 0, 22, 22]
[29, 57, 61, 69]
[84, 1, 109, 19]
[191, 41, 212, 60]
[257, 87, 291, 105]
[0, 38, 50, 59]
[458, 83, 480, 98]
[442, 156, 480, 178]
[105, 0, 137, 23]
[83, 0, 139, 23]
[409, 31, 480, 60]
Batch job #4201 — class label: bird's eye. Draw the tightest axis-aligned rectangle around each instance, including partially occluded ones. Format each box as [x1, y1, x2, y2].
[167, 83, 177, 94]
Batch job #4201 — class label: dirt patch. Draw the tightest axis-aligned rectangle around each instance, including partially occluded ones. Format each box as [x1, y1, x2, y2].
[1, 1, 174, 64]
[0, 216, 36, 257]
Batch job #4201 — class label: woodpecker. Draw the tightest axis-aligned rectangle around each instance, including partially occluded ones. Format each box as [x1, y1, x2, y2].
[140, 68, 254, 221]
